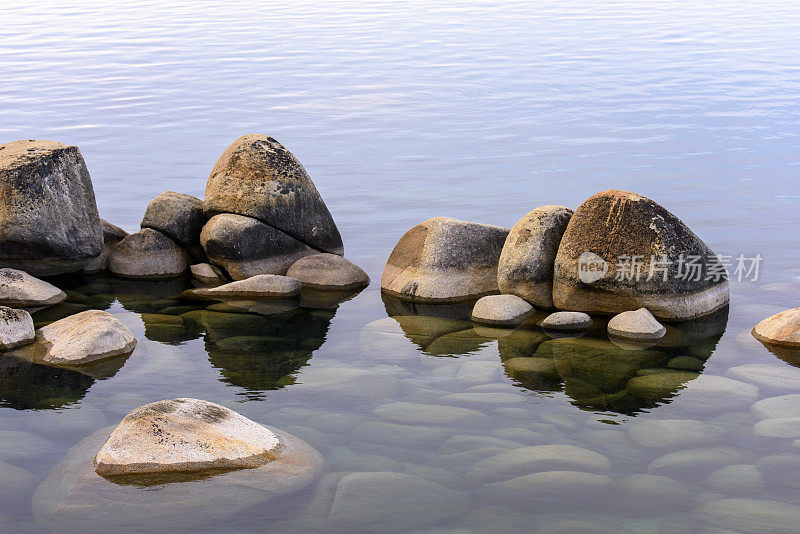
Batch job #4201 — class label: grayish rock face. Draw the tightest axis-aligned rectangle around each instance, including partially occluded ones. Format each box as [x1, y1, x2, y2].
[82, 219, 129, 274]
[752, 307, 800, 348]
[204, 135, 343, 255]
[0, 268, 67, 307]
[608, 308, 667, 341]
[108, 228, 188, 280]
[0, 139, 103, 275]
[471, 294, 534, 327]
[552, 190, 729, 320]
[200, 213, 317, 280]
[498, 205, 573, 308]
[0, 306, 35, 351]
[381, 217, 510, 303]
[286, 253, 370, 291]
[190, 274, 301, 301]
[190, 263, 226, 285]
[141, 191, 205, 248]
[540, 311, 592, 331]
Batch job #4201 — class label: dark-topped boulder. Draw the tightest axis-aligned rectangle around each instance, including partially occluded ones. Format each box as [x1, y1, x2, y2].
[82, 219, 129, 274]
[498, 205, 573, 308]
[204, 135, 343, 255]
[286, 253, 370, 291]
[552, 190, 729, 320]
[0, 268, 66, 307]
[200, 213, 316, 280]
[141, 191, 205, 248]
[381, 217, 509, 303]
[108, 228, 188, 280]
[0, 139, 103, 275]
[0, 306, 35, 351]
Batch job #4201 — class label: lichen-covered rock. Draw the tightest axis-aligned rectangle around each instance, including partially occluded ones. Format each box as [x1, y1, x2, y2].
[189, 274, 301, 301]
[552, 190, 729, 320]
[381, 217, 509, 303]
[471, 294, 534, 327]
[608, 308, 666, 341]
[82, 219, 129, 274]
[752, 307, 800, 348]
[0, 139, 103, 275]
[108, 228, 188, 280]
[497, 205, 573, 308]
[141, 191, 205, 248]
[200, 213, 316, 280]
[286, 253, 369, 291]
[0, 306, 34, 351]
[0, 268, 66, 307]
[204, 135, 343, 254]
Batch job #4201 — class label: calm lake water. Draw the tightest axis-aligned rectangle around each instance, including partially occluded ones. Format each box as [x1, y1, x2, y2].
[2, 1, 800, 532]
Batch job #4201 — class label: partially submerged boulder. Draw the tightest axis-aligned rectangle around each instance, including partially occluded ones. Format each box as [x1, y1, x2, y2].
[752, 307, 800, 349]
[608, 308, 667, 341]
[82, 219, 129, 274]
[381, 217, 509, 303]
[0, 139, 103, 275]
[190, 263, 226, 285]
[286, 253, 369, 291]
[188, 274, 301, 301]
[0, 306, 35, 351]
[108, 228, 188, 280]
[552, 190, 729, 320]
[497, 205, 573, 308]
[540, 311, 592, 331]
[0, 268, 66, 307]
[471, 294, 534, 327]
[141, 191, 205, 248]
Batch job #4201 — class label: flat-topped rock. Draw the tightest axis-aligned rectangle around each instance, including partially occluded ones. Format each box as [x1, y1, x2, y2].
[190, 274, 301, 301]
[752, 307, 800, 348]
[540, 311, 592, 331]
[608, 308, 666, 340]
[0, 139, 103, 275]
[381, 217, 509, 303]
[0, 268, 66, 307]
[286, 253, 369, 291]
[109, 228, 188, 280]
[190, 263, 226, 285]
[0, 306, 35, 351]
[497, 205, 573, 308]
[471, 294, 534, 327]
[552, 190, 729, 320]
[141, 191, 205, 248]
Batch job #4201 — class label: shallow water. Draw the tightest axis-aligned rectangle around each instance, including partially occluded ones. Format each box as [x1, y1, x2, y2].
[2, 1, 800, 532]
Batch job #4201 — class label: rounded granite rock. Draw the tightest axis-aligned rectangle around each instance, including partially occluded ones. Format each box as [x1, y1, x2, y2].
[188, 274, 301, 301]
[0, 306, 35, 351]
[471, 294, 534, 327]
[608, 308, 667, 341]
[286, 253, 369, 291]
[0, 268, 67, 308]
[190, 263, 226, 285]
[752, 307, 800, 349]
[82, 219, 129, 274]
[141, 191, 205, 248]
[540, 311, 592, 331]
[108, 228, 188, 280]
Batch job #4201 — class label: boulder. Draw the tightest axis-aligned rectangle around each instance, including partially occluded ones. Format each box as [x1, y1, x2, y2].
[200, 213, 316, 280]
[82, 219, 129, 274]
[608, 308, 666, 340]
[190, 263, 226, 285]
[552, 190, 729, 320]
[204, 135, 343, 254]
[286, 253, 369, 291]
[752, 307, 800, 348]
[497, 205, 573, 308]
[471, 294, 534, 327]
[540, 311, 592, 331]
[108, 228, 188, 280]
[140, 191, 205, 248]
[381, 217, 509, 303]
[189, 274, 301, 301]
[0, 139, 103, 275]
[0, 268, 66, 307]
[0, 306, 35, 350]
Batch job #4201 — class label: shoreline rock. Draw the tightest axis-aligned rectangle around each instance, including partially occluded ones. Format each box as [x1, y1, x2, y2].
[471, 294, 534, 327]
[752, 307, 800, 348]
[0, 306, 35, 350]
[0, 268, 67, 307]
[608, 308, 667, 341]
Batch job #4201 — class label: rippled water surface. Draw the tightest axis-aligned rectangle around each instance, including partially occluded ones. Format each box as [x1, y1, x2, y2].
[2, 1, 800, 532]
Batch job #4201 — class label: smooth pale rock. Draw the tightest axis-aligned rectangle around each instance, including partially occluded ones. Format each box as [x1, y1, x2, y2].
[200, 213, 317, 280]
[478, 470, 611, 508]
[628, 419, 723, 449]
[286, 253, 369, 291]
[204, 134, 343, 254]
[752, 307, 800, 348]
[705, 465, 765, 494]
[647, 447, 746, 475]
[438, 435, 522, 454]
[108, 228, 188, 280]
[696, 498, 800, 534]
[616, 474, 692, 508]
[754, 454, 800, 490]
[189, 274, 300, 301]
[0, 268, 66, 307]
[381, 217, 509, 303]
[497, 205, 573, 308]
[0, 139, 103, 275]
[81, 219, 129, 274]
[552, 190, 729, 320]
[94, 398, 282, 475]
[677, 375, 759, 412]
[752, 394, 800, 420]
[608, 307, 666, 341]
[11, 310, 136, 365]
[753, 418, 800, 438]
[0, 306, 35, 350]
[140, 191, 205, 248]
[540, 311, 592, 331]
[626, 372, 699, 403]
[727, 363, 800, 389]
[0, 460, 36, 501]
[372, 402, 489, 426]
[190, 263, 226, 285]
[471, 294, 534, 327]
[467, 444, 611, 484]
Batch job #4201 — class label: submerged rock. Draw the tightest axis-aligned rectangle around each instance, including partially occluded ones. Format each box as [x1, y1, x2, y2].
[0, 268, 66, 308]
[0, 139, 103, 275]
[140, 191, 205, 248]
[752, 307, 800, 349]
[478, 470, 611, 509]
[696, 498, 800, 534]
[471, 294, 534, 327]
[82, 220, 129, 274]
[286, 253, 369, 291]
[188, 274, 301, 301]
[608, 308, 666, 341]
[0, 306, 35, 350]
[552, 190, 729, 320]
[540, 311, 592, 331]
[497, 205, 573, 308]
[108, 228, 188, 280]
[381, 217, 509, 303]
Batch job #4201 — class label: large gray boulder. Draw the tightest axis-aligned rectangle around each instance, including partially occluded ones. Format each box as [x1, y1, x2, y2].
[0, 268, 66, 307]
[82, 219, 129, 274]
[108, 228, 188, 280]
[381, 217, 509, 303]
[552, 190, 729, 320]
[141, 191, 205, 248]
[204, 135, 343, 255]
[200, 213, 316, 280]
[497, 205, 573, 308]
[0, 306, 35, 351]
[286, 253, 370, 291]
[0, 139, 103, 275]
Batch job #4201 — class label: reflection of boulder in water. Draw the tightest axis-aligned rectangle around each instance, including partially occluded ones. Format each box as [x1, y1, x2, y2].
[382, 293, 473, 321]
[0, 356, 95, 410]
